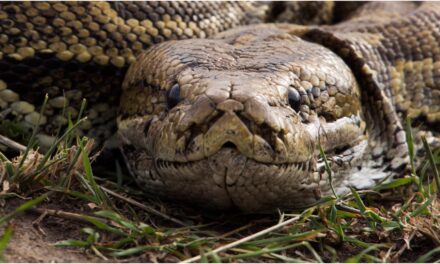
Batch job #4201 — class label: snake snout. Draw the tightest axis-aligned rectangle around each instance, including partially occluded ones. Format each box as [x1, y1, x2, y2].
[173, 96, 286, 163]
[203, 99, 257, 159]
[201, 97, 312, 164]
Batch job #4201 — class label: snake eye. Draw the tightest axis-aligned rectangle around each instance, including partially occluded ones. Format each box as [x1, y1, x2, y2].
[288, 88, 301, 112]
[167, 83, 181, 109]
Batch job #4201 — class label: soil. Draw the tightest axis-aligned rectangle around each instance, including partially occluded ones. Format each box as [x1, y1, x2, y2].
[2, 195, 439, 263]
[2, 198, 100, 263]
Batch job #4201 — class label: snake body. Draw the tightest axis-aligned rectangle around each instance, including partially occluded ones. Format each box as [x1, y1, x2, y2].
[0, 1, 262, 144]
[2, 2, 440, 211]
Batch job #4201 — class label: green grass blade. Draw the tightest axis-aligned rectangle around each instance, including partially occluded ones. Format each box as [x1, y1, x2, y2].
[55, 240, 90, 248]
[243, 230, 324, 246]
[324, 245, 338, 263]
[329, 204, 337, 223]
[0, 152, 10, 163]
[350, 188, 367, 213]
[200, 250, 209, 263]
[344, 245, 381, 263]
[224, 242, 304, 261]
[110, 245, 159, 257]
[415, 246, 440, 263]
[94, 210, 140, 233]
[303, 241, 323, 263]
[333, 222, 345, 242]
[0, 192, 49, 226]
[0, 225, 14, 262]
[269, 253, 308, 263]
[4, 162, 14, 179]
[405, 118, 416, 176]
[409, 195, 435, 217]
[62, 141, 83, 187]
[382, 220, 401, 232]
[344, 236, 386, 249]
[94, 210, 124, 222]
[47, 186, 100, 204]
[115, 160, 123, 187]
[422, 136, 440, 193]
[373, 177, 413, 191]
[13, 95, 48, 179]
[78, 138, 110, 207]
[209, 252, 222, 263]
[67, 99, 87, 146]
[80, 215, 126, 236]
[36, 118, 86, 171]
[318, 141, 338, 199]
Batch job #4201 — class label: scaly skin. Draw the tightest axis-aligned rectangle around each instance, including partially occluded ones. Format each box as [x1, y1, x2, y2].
[118, 2, 440, 211]
[0, 1, 263, 146]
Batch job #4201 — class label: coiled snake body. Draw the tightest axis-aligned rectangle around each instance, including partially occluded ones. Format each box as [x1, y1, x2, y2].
[1, 2, 440, 211]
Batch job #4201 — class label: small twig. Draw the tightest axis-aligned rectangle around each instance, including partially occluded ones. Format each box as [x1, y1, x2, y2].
[0, 134, 27, 152]
[418, 226, 440, 246]
[218, 222, 255, 239]
[336, 204, 361, 214]
[32, 209, 48, 236]
[293, 249, 316, 263]
[392, 230, 416, 260]
[29, 208, 108, 225]
[100, 186, 188, 227]
[382, 246, 394, 262]
[180, 215, 301, 263]
[91, 245, 108, 261]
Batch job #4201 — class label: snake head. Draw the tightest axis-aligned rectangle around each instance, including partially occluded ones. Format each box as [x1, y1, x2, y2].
[118, 25, 367, 212]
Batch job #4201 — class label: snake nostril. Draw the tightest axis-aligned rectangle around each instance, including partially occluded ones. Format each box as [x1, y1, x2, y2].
[236, 113, 277, 150]
[222, 141, 237, 149]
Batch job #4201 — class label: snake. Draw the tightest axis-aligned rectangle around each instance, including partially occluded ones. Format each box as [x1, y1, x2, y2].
[1, 2, 440, 212]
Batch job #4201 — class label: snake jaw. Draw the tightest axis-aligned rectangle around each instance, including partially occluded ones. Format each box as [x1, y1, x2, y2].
[119, 112, 368, 211]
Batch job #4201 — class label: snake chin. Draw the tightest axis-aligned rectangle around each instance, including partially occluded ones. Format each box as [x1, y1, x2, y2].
[148, 147, 316, 211]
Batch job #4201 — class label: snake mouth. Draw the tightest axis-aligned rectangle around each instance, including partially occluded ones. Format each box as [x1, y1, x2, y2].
[128, 125, 367, 211]
[150, 138, 363, 212]
[153, 109, 368, 171]
[128, 136, 368, 212]
[154, 137, 363, 175]
[151, 147, 319, 211]
[155, 148, 313, 175]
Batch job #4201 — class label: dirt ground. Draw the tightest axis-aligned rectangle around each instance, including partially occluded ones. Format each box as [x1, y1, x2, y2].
[2, 195, 439, 263]
[2, 198, 100, 262]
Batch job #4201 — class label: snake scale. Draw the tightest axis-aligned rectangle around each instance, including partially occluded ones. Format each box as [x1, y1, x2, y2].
[1, 2, 440, 211]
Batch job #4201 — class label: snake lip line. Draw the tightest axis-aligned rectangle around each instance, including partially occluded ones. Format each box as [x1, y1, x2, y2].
[155, 155, 313, 171]
[153, 143, 359, 172]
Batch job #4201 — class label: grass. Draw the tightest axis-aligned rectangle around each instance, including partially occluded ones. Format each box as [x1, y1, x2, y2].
[0, 106, 440, 262]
